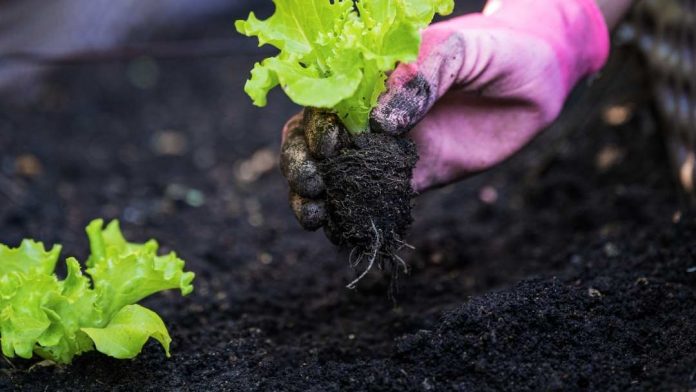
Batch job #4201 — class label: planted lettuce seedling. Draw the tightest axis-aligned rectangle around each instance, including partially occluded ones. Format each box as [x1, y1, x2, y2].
[237, 0, 453, 286]
[0, 219, 194, 364]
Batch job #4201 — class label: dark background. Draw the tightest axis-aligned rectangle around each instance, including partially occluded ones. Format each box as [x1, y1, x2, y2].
[2, 1, 696, 391]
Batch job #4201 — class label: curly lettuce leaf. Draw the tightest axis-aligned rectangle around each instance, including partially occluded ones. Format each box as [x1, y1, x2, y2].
[34, 258, 99, 363]
[0, 271, 58, 359]
[0, 240, 61, 276]
[237, 0, 454, 133]
[82, 304, 171, 359]
[0, 219, 194, 364]
[86, 219, 195, 322]
[236, 0, 358, 108]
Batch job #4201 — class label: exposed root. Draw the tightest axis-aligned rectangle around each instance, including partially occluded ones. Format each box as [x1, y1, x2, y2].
[346, 220, 381, 290]
[346, 220, 413, 291]
[321, 132, 418, 292]
[394, 237, 416, 251]
[346, 248, 378, 290]
[392, 253, 409, 274]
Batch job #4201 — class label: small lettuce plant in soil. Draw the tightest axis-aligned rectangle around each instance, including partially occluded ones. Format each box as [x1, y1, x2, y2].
[237, 0, 453, 286]
[0, 219, 194, 364]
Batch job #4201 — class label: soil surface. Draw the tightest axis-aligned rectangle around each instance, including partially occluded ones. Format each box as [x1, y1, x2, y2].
[2, 6, 696, 392]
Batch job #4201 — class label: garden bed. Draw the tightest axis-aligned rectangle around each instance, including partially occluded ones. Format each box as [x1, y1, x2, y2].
[1, 11, 695, 392]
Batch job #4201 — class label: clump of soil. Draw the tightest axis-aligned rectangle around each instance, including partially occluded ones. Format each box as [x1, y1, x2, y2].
[320, 132, 418, 288]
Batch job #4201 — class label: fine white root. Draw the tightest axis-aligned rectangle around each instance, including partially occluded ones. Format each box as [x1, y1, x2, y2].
[345, 221, 413, 290]
[394, 237, 415, 251]
[348, 247, 360, 268]
[392, 253, 409, 274]
[346, 219, 381, 289]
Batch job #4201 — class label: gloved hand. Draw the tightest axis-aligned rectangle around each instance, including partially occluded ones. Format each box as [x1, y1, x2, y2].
[281, 0, 610, 231]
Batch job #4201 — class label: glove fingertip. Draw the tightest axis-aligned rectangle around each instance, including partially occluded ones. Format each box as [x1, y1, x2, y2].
[291, 162, 325, 199]
[303, 108, 350, 159]
[370, 74, 433, 136]
[370, 106, 406, 136]
[282, 111, 305, 143]
[289, 193, 326, 231]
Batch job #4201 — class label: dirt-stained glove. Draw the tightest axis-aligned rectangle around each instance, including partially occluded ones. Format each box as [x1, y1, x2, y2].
[282, 0, 610, 230]
[280, 108, 351, 232]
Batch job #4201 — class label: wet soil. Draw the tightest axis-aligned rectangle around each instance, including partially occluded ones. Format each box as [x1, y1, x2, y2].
[321, 132, 417, 289]
[1, 9, 696, 392]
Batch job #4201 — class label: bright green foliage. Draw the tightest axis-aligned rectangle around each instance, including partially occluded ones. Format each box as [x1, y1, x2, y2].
[0, 220, 194, 364]
[236, 0, 454, 134]
[82, 305, 171, 359]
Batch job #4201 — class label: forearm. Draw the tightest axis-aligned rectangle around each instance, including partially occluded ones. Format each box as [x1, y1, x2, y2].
[595, 0, 634, 28]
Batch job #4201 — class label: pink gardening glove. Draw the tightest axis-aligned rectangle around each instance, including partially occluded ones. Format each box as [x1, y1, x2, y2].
[371, 0, 610, 192]
[281, 0, 609, 231]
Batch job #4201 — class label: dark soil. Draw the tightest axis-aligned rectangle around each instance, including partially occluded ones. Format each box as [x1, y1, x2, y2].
[321, 132, 417, 289]
[2, 8, 696, 392]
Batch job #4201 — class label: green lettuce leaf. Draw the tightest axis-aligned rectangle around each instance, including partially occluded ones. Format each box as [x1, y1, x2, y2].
[33, 258, 99, 364]
[85, 220, 195, 322]
[82, 304, 171, 359]
[0, 240, 61, 276]
[0, 271, 58, 359]
[0, 219, 194, 364]
[0, 241, 61, 359]
[237, 0, 454, 133]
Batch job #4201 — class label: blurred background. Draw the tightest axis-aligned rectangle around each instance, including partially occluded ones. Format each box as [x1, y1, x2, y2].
[3, 1, 696, 391]
[0, 1, 267, 101]
[0, 1, 486, 102]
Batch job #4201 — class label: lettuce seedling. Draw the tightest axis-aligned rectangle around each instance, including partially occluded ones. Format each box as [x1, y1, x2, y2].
[236, 0, 454, 134]
[0, 219, 194, 364]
